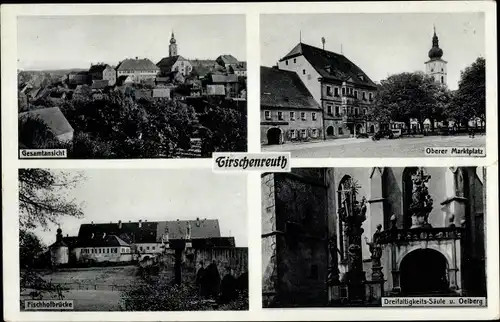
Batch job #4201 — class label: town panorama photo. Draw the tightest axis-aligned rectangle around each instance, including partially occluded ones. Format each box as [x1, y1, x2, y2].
[17, 15, 247, 159]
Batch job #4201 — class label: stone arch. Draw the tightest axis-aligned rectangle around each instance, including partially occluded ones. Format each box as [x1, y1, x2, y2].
[369, 125, 375, 133]
[398, 246, 452, 294]
[326, 126, 334, 136]
[396, 244, 453, 270]
[266, 127, 282, 145]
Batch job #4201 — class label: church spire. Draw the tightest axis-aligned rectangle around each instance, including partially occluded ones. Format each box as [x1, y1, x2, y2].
[428, 25, 443, 59]
[169, 30, 178, 57]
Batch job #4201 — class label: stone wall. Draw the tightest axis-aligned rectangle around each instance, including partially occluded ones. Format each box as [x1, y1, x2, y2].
[158, 247, 248, 284]
[273, 169, 329, 307]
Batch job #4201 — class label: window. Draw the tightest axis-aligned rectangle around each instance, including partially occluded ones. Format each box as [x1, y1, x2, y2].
[312, 129, 318, 137]
[265, 110, 271, 120]
[312, 112, 317, 121]
[301, 112, 306, 120]
[335, 105, 340, 116]
[290, 111, 295, 120]
[140, 246, 143, 251]
[152, 247, 155, 250]
[355, 108, 359, 116]
[301, 129, 307, 138]
[294, 58, 297, 63]
[147, 246, 150, 250]
[285, 60, 288, 65]
[362, 91, 366, 100]
[441, 68, 444, 72]
[115, 248, 118, 253]
[341, 88, 346, 96]
[326, 86, 333, 96]
[290, 129, 297, 139]
[334, 87, 339, 97]
[98, 249, 101, 254]
[302, 69, 306, 75]
[369, 93, 373, 101]
[327, 105, 333, 115]
[107, 248, 110, 253]
[278, 111, 283, 120]
[441, 76, 444, 84]
[348, 88, 353, 96]
[354, 90, 358, 99]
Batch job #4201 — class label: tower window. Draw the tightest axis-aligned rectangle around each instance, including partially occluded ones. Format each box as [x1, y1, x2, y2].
[441, 76, 444, 84]
[285, 60, 288, 66]
[302, 69, 306, 75]
[294, 58, 297, 63]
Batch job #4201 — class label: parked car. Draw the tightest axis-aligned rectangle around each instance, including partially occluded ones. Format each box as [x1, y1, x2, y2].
[372, 130, 394, 140]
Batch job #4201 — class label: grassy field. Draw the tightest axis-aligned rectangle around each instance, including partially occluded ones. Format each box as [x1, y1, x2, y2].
[21, 265, 139, 311]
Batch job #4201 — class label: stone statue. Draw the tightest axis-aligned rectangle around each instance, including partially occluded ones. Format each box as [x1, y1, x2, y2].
[409, 168, 434, 228]
[365, 224, 383, 267]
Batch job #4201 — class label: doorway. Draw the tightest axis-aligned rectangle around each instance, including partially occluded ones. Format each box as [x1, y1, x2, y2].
[400, 249, 449, 295]
[267, 128, 282, 145]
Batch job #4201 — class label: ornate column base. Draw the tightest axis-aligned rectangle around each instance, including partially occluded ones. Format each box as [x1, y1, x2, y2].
[371, 266, 384, 281]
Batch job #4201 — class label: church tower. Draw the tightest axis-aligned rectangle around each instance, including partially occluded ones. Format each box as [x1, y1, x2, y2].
[425, 26, 447, 85]
[169, 31, 178, 57]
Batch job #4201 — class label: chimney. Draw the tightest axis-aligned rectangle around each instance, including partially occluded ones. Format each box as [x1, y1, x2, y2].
[119, 220, 122, 229]
[139, 220, 142, 228]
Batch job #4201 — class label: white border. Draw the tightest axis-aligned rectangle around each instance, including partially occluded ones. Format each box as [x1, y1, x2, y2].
[2, 2, 498, 321]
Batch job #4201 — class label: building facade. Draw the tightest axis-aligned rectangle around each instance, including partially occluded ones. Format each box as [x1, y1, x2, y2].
[116, 58, 160, 83]
[262, 167, 486, 307]
[260, 66, 323, 145]
[89, 64, 117, 86]
[50, 218, 236, 265]
[277, 43, 378, 138]
[157, 33, 193, 77]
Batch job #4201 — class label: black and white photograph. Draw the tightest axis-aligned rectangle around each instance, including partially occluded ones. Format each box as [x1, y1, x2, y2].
[260, 13, 487, 157]
[262, 167, 486, 307]
[17, 15, 247, 159]
[19, 168, 248, 311]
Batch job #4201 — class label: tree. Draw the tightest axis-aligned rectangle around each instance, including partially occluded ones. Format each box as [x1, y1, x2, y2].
[371, 72, 445, 132]
[19, 169, 84, 230]
[445, 57, 485, 126]
[61, 92, 198, 158]
[18, 115, 61, 149]
[198, 102, 247, 157]
[19, 169, 84, 305]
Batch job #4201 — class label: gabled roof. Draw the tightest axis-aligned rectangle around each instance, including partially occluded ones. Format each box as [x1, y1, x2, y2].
[157, 55, 188, 71]
[77, 219, 221, 244]
[280, 43, 377, 88]
[19, 107, 74, 136]
[260, 66, 320, 110]
[76, 234, 131, 248]
[217, 54, 239, 65]
[116, 58, 160, 72]
[89, 64, 111, 74]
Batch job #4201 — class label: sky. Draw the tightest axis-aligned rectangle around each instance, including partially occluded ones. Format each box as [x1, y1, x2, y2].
[17, 15, 246, 70]
[31, 169, 248, 247]
[261, 13, 485, 90]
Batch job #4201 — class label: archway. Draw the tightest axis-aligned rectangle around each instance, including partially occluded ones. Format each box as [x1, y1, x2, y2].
[400, 249, 449, 295]
[326, 126, 334, 136]
[356, 124, 363, 134]
[267, 128, 282, 145]
[369, 125, 375, 134]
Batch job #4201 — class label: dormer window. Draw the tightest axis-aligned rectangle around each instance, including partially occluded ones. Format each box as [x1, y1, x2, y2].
[359, 75, 365, 81]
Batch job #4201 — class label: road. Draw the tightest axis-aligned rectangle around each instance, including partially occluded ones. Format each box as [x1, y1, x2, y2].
[261, 135, 486, 158]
